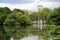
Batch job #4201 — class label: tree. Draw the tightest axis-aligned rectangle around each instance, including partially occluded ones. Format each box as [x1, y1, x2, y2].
[0, 7, 4, 13]
[0, 7, 11, 14]
[30, 12, 38, 21]
[30, 8, 51, 21]
[0, 14, 8, 25]
[4, 12, 32, 39]
[12, 9, 24, 14]
[38, 7, 51, 20]
[0, 13, 10, 40]
[14, 12, 32, 26]
[3, 7, 12, 14]
[48, 7, 60, 25]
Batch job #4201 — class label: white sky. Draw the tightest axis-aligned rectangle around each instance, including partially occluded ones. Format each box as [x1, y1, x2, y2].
[0, 0, 60, 11]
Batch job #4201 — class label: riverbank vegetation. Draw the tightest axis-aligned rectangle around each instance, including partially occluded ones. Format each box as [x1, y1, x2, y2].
[0, 7, 60, 40]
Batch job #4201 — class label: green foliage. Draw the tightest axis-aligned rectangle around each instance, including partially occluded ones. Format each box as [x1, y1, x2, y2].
[0, 10, 10, 40]
[12, 9, 24, 14]
[0, 14, 9, 25]
[0, 7, 4, 13]
[3, 7, 12, 14]
[50, 26, 60, 40]
[0, 7, 11, 14]
[30, 8, 51, 21]
[38, 8, 51, 20]
[3, 11, 32, 39]
[48, 7, 60, 25]
[0, 7, 60, 40]
[15, 12, 32, 25]
[30, 12, 38, 20]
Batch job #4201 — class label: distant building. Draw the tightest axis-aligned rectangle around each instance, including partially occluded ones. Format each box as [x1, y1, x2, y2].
[35, 0, 43, 11]
[37, 5, 43, 10]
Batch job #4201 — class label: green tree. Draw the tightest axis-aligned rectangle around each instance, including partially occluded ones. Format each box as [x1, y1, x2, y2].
[12, 9, 24, 14]
[0, 13, 10, 40]
[30, 8, 51, 21]
[0, 7, 4, 13]
[30, 12, 38, 21]
[38, 8, 51, 20]
[4, 12, 32, 39]
[48, 7, 60, 25]
[0, 7, 11, 14]
[14, 12, 32, 26]
[3, 7, 12, 14]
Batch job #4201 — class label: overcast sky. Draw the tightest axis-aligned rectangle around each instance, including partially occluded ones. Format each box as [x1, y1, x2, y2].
[0, 0, 60, 11]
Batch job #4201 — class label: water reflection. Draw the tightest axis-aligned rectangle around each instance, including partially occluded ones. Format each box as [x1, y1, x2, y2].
[5, 23, 54, 40]
[10, 35, 53, 40]
[20, 34, 39, 40]
[33, 20, 45, 29]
